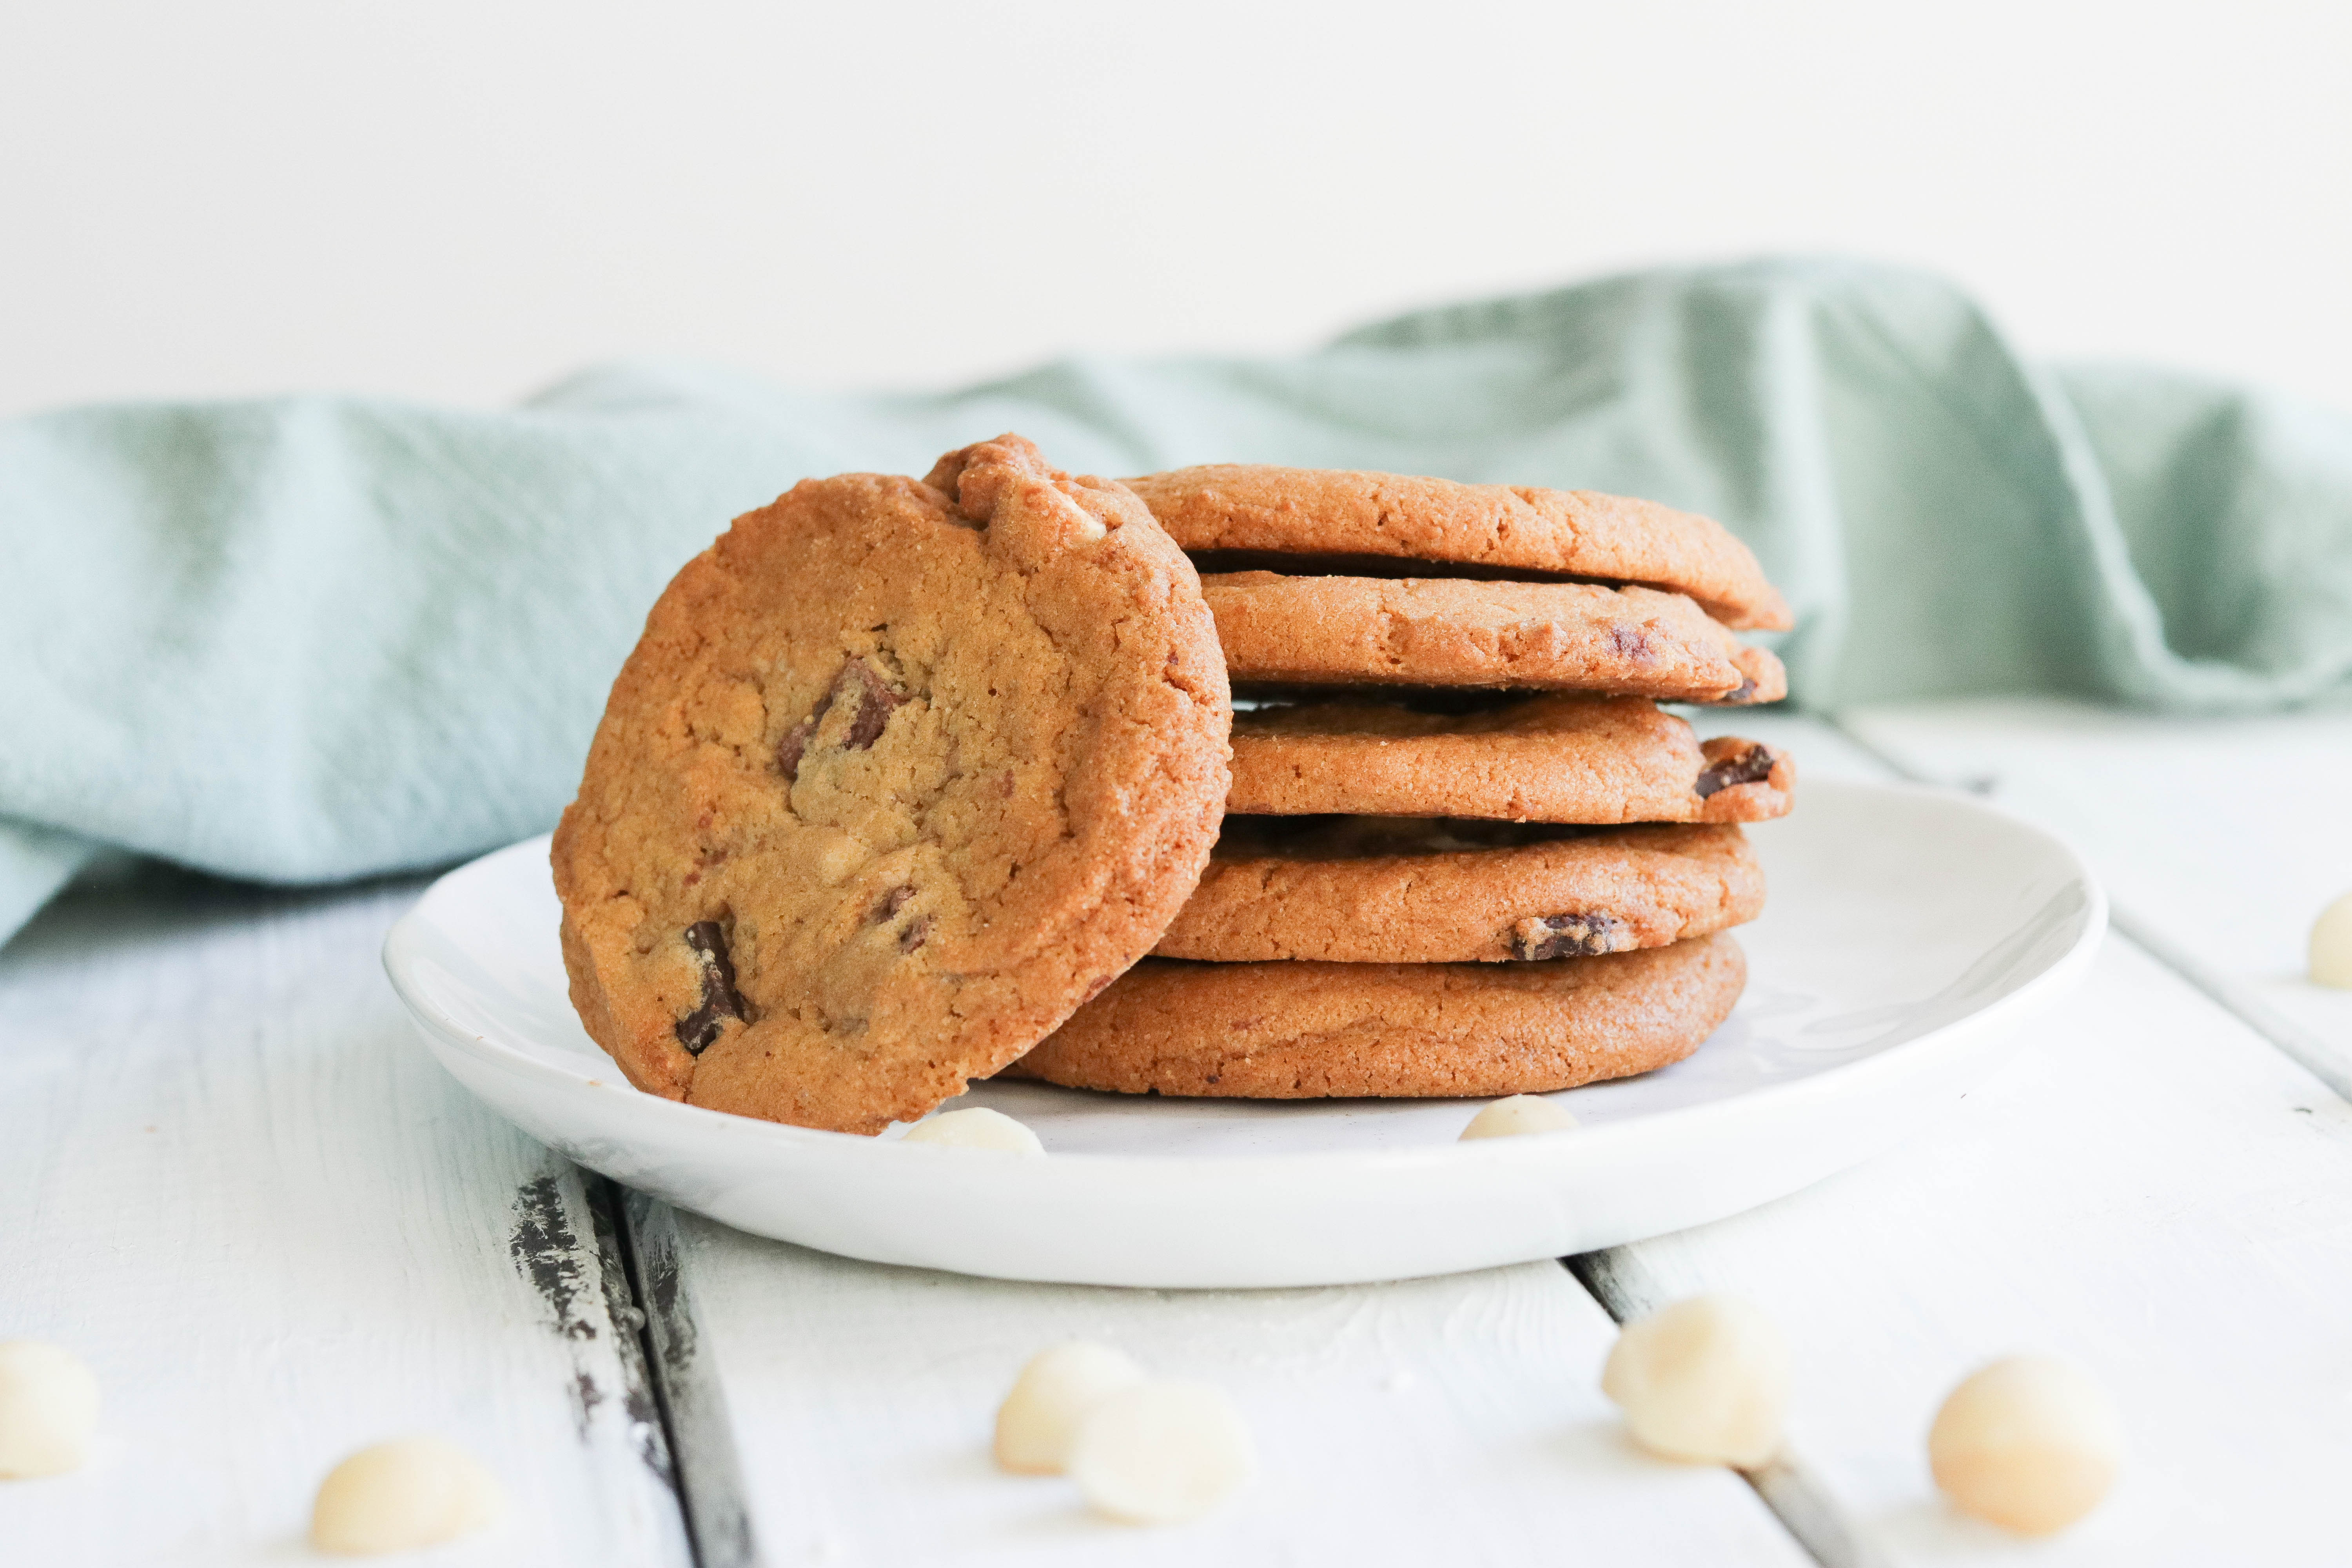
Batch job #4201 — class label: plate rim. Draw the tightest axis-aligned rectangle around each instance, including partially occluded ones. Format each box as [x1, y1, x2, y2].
[383, 778, 2109, 1177]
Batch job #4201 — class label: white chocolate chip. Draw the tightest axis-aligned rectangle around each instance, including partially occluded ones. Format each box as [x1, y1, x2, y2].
[2311, 890, 2352, 988]
[899, 1107, 1044, 1153]
[1601, 1295, 1789, 1467]
[993, 1341, 1148, 1474]
[1929, 1355, 2122, 1535]
[310, 1437, 504, 1555]
[1459, 1094, 1579, 1140]
[0, 1341, 100, 1478]
[1068, 1381, 1256, 1525]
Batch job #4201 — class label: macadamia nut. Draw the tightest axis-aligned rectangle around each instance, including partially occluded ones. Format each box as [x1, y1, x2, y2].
[1929, 1355, 2121, 1535]
[900, 1107, 1044, 1153]
[1068, 1381, 1255, 1525]
[1460, 1095, 1579, 1140]
[2310, 891, 2352, 989]
[310, 1437, 504, 1555]
[995, 1342, 1148, 1474]
[1601, 1295, 1789, 1467]
[0, 1341, 100, 1478]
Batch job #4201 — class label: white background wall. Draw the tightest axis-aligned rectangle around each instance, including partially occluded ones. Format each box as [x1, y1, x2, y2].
[5, 0, 2348, 421]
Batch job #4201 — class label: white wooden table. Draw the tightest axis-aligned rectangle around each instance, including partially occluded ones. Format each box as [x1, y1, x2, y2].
[8, 700, 2352, 1566]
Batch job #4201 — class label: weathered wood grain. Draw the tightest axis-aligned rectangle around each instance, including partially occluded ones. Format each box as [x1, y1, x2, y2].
[0, 873, 690, 1566]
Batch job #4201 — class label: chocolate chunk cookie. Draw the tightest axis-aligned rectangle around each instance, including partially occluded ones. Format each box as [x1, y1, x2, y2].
[1129, 465, 1792, 631]
[1156, 818, 1762, 964]
[1229, 693, 1794, 822]
[551, 435, 1232, 1134]
[1002, 934, 1746, 1099]
[1206, 574, 1786, 702]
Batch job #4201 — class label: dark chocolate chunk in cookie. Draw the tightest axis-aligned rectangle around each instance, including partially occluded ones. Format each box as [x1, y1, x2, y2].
[777, 657, 908, 781]
[675, 920, 748, 1054]
[1695, 742, 1779, 798]
[1511, 912, 1636, 960]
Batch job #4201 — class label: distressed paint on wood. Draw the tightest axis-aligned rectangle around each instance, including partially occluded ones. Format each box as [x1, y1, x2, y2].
[0, 873, 690, 1567]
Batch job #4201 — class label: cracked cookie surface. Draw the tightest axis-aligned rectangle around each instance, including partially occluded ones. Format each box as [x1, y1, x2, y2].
[1003, 934, 1746, 1099]
[551, 435, 1231, 1134]
[1207, 574, 1785, 702]
[1129, 465, 1792, 631]
[1229, 693, 1794, 822]
[1156, 818, 1763, 964]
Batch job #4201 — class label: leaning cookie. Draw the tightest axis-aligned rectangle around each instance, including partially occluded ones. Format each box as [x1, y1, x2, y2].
[1003, 936, 1744, 1099]
[551, 435, 1232, 1134]
[1156, 819, 1762, 964]
[1129, 465, 1792, 632]
[1207, 575, 1785, 703]
[1229, 694, 1792, 822]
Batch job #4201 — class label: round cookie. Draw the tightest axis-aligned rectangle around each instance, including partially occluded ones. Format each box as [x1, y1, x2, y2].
[1128, 465, 1793, 632]
[1155, 818, 1763, 964]
[1002, 934, 1746, 1099]
[1205, 574, 1786, 702]
[1229, 693, 1793, 822]
[551, 434, 1233, 1134]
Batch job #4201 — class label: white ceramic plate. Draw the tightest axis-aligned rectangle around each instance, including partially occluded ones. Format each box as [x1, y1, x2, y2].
[384, 781, 2103, 1288]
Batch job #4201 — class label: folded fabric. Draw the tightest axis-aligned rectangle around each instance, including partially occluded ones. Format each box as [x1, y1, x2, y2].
[4, 257, 2350, 949]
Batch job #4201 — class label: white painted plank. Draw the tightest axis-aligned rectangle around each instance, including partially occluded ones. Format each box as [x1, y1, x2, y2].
[1599, 920, 2352, 1563]
[1840, 699, 2352, 1087]
[0, 875, 690, 1566]
[668, 1218, 1812, 1567]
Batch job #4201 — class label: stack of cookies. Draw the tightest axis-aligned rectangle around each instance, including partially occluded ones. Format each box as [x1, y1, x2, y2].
[1005, 465, 1795, 1102]
[552, 437, 1793, 1135]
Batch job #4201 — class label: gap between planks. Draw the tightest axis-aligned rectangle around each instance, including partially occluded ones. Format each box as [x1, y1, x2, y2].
[1819, 712, 2352, 1104]
[590, 1178, 762, 1568]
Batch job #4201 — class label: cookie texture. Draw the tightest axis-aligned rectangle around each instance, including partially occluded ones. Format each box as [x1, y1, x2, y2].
[1156, 818, 1762, 964]
[1129, 465, 1793, 632]
[1206, 573, 1786, 702]
[551, 435, 1232, 1134]
[1003, 935, 1746, 1099]
[1229, 694, 1794, 822]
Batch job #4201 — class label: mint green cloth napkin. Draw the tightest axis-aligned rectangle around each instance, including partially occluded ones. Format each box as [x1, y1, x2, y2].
[5, 259, 2350, 947]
